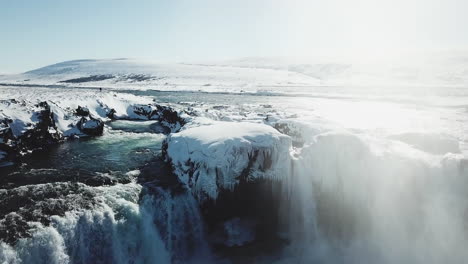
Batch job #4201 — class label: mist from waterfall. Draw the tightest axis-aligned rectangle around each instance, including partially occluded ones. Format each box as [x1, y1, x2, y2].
[278, 131, 468, 263]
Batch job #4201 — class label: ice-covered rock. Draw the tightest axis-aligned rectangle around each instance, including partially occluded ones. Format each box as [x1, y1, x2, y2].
[0, 100, 63, 161]
[272, 118, 338, 147]
[164, 121, 292, 200]
[77, 117, 104, 136]
[75, 105, 90, 117]
[129, 104, 186, 132]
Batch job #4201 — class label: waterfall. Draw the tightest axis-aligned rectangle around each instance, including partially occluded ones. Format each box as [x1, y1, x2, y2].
[278, 130, 468, 263]
[279, 153, 318, 245]
[142, 186, 212, 263]
[0, 181, 212, 264]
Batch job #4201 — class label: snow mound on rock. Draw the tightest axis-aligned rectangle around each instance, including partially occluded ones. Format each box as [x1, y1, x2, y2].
[165, 122, 292, 200]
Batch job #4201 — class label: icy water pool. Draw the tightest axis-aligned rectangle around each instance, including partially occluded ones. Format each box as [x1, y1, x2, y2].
[1, 122, 166, 181]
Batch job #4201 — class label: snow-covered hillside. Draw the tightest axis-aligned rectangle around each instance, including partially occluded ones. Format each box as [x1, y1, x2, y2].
[0, 59, 321, 92]
[211, 53, 468, 87]
[2, 54, 468, 94]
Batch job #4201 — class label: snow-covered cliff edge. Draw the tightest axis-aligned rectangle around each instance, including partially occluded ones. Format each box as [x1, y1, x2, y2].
[164, 121, 292, 201]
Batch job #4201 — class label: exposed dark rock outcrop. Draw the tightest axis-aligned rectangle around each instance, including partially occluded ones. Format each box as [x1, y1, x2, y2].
[106, 108, 117, 119]
[0, 168, 133, 190]
[74, 105, 106, 136]
[202, 178, 287, 260]
[0, 182, 98, 244]
[59, 74, 114, 83]
[75, 105, 90, 116]
[161, 138, 287, 258]
[0, 118, 15, 161]
[77, 116, 104, 136]
[123, 74, 160, 82]
[0, 101, 64, 165]
[133, 104, 186, 132]
[17, 102, 63, 152]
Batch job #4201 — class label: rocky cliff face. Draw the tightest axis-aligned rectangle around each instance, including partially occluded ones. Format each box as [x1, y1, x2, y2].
[162, 121, 292, 257]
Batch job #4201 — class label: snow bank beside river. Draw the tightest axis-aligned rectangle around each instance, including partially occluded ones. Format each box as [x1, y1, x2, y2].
[0, 87, 185, 165]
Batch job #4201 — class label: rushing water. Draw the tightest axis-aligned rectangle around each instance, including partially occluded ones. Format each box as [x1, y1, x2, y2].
[2, 88, 468, 263]
[0, 119, 213, 264]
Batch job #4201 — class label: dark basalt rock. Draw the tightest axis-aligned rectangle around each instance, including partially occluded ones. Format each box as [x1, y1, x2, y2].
[0, 213, 30, 244]
[17, 102, 63, 152]
[0, 167, 133, 190]
[122, 74, 160, 82]
[162, 140, 286, 256]
[202, 178, 287, 259]
[77, 117, 104, 136]
[106, 108, 117, 119]
[75, 105, 90, 117]
[137, 158, 186, 194]
[75, 105, 105, 136]
[133, 103, 186, 132]
[133, 104, 155, 118]
[0, 119, 15, 160]
[0, 182, 98, 244]
[0, 100, 92, 166]
[0, 158, 134, 245]
[157, 105, 186, 126]
[3, 101, 64, 160]
[59, 74, 114, 83]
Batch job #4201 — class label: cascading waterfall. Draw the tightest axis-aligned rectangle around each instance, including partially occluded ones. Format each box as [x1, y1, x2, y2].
[0, 181, 212, 264]
[279, 152, 318, 245]
[0, 182, 171, 264]
[278, 130, 468, 263]
[141, 185, 212, 263]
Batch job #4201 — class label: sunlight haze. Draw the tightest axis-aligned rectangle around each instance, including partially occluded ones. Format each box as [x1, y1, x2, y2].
[1, 0, 467, 72]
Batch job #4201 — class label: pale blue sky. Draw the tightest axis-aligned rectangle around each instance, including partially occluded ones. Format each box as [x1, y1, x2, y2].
[1, 0, 467, 73]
